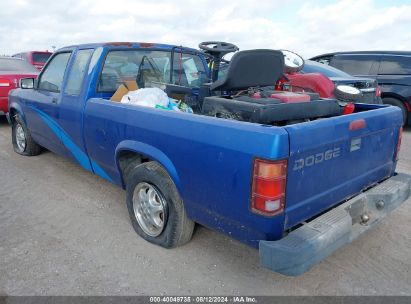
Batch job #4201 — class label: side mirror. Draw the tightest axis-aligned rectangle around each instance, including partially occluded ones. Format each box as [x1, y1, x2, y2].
[20, 78, 35, 89]
[282, 50, 305, 73]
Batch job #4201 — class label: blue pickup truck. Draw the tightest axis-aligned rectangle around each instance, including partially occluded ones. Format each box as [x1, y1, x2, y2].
[7, 41, 411, 276]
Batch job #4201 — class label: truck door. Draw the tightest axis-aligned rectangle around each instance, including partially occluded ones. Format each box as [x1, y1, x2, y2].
[58, 49, 95, 172]
[24, 52, 72, 156]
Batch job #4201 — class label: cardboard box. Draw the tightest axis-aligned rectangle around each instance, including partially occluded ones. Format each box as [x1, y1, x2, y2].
[110, 80, 139, 102]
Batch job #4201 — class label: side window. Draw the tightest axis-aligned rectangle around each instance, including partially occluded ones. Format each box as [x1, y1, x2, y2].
[331, 55, 379, 75]
[172, 52, 208, 87]
[379, 56, 411, 75]
[38, 52, 71, 92]
[64, 49, 93, 95]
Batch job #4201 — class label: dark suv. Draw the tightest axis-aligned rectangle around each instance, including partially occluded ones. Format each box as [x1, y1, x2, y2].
[310, 51, 411, 125]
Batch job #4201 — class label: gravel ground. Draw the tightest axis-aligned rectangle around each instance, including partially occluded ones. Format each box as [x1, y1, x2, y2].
[0, 115, 410, 296]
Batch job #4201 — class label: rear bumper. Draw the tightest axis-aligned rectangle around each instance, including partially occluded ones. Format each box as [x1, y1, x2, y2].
[259, 173, 411, 276]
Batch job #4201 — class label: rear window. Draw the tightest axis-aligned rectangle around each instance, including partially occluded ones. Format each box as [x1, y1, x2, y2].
[331, 55, 379, 75]
[311, 56, 333, 65]
[98, 50, 172, 92]
[32, 53, 52, 63]
[379, 55, 411, 75]
[98, 49, 207, 92]
[302, 60, 351, 78]
[172, 52, 208, 87]
[0, 58, 38, 72]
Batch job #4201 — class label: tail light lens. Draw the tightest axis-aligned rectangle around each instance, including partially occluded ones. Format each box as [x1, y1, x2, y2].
[395, 127, 403, 161]
[343, 103, 355, 115]
[251, 159, 287, 216]
[0, 79, 11, 87]
[376, 86, 381, 97]
[275, 77, 290, 91]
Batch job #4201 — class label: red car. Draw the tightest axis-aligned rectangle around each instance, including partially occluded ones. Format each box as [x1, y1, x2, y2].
[0, 57, 39, 114]
[12, 51, 52, 71]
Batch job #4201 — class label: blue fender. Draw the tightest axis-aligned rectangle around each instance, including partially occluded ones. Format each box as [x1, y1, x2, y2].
[115, 140, 181, 191]
[8, 102, 26, 124]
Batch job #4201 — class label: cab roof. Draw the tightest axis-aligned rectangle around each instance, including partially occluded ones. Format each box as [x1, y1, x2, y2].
[58, 42, 199, 53]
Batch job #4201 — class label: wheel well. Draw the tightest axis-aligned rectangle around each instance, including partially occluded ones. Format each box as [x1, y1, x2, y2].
[8, 108, 17, 123]
[381, 93, 410, 112]
[381, 93, 406, 104]
[117, 151, 151, 186]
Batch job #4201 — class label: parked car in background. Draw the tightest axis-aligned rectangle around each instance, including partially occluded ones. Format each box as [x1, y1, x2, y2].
[0, 57, 39, 114]
[310, 51, 411, 125]
[12, 51, 52, 71]
[221, 53, 381, 104]
[296, 60, 382, 103]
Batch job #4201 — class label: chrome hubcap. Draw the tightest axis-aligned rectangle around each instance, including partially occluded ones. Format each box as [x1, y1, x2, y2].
[133, 182, 166, 237]
[15, 124, 26, 152]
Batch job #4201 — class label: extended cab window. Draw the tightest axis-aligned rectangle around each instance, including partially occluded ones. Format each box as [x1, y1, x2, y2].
[98, 50, 172, 92]
[331, 55, 379, 75]
[64, 49, 93, 95]
[38, 52, 71, 92]
[379, 55, 411, 75]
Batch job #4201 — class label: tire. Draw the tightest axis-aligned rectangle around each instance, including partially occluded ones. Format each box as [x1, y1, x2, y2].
[382, 97, 407, 125]
[11, 114, 42, 156]
[125, 161, 194, 248]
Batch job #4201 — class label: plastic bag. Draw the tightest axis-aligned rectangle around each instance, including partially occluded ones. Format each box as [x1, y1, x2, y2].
[120, 88, 169, 108]
[155, 99, 193, 114]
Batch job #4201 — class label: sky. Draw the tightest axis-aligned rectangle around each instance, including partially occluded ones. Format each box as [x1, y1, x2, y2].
[1, 0, 411, 58]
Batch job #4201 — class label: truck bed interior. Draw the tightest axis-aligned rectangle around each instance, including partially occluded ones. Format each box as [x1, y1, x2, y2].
[101, 49, 382, 126]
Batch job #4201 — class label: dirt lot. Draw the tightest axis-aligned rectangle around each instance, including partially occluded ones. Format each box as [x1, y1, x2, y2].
[0, 115, 410, 296]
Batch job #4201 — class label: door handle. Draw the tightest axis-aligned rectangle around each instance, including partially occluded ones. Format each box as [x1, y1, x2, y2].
[52, 97, 58, 104]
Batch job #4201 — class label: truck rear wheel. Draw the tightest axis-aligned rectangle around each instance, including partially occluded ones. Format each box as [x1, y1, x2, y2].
[125, 161, 194, 248]
[12, 114, 42, 156]
[383, 97, 407, 125]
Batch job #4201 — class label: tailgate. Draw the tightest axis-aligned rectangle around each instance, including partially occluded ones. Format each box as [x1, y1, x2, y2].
[283, 106, 403, 229]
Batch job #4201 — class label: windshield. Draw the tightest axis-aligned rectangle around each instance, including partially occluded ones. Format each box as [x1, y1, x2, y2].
[32, 52, 52, 63]
[0, 58, 38, 72]
[302, 60, 351, 78]
[98, 49, 207, 92]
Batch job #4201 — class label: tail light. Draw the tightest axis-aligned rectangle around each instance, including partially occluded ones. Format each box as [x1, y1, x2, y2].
[275, 77, 290, 91]
[343, 103, 355, 115]
[251, 159, 287, 216]
[375, 86, 381, 97]
[395, 127, 403, 161]
[0, 79, 11, 87]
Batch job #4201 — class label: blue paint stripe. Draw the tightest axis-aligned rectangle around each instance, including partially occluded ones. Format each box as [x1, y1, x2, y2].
[91, 159, 113, 182]
[27, 105, 113, 182]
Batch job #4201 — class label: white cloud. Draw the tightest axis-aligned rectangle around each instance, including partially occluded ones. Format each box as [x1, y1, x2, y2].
[295, 0, 411, 56]
[0, 0, 410, 58]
